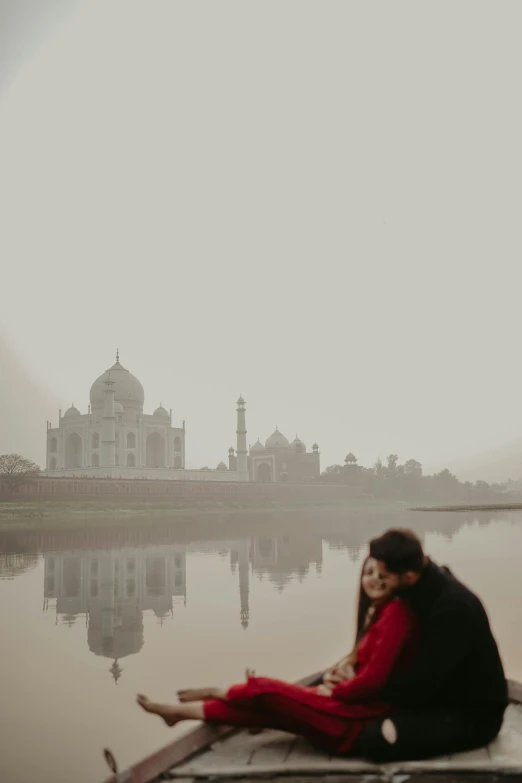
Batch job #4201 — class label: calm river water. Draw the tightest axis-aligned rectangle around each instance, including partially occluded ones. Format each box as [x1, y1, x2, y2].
[0, 509, 520, 783]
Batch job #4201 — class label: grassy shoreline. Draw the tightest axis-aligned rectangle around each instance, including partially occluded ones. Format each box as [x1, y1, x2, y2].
[2, 497, 520, 533]
[0, 497, 409, 530]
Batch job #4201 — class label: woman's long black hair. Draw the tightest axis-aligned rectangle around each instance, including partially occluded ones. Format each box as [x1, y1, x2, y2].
[343, 556, 380, 667]
[354, 555, 373, 644]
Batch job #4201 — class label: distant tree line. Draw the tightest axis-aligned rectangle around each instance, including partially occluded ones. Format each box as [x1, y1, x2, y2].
[320, 453, 511, 504]
[0, 450, 515, 506]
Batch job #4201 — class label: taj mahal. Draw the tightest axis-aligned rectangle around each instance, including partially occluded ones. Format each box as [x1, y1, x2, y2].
[45, 353, 320, 483]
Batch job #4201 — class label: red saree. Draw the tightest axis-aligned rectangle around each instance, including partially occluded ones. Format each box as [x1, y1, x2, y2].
[203, 598, 420, 753]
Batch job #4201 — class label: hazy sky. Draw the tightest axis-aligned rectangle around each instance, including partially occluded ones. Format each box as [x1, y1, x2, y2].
[1, 1, 522, 471]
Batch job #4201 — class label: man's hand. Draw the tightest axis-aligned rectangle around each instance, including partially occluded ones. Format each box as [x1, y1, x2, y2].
[336, 662, 355, 681]
[316, 684, 333, 696]
[322, 661, 354, 688]
[322, 670, 343, 688]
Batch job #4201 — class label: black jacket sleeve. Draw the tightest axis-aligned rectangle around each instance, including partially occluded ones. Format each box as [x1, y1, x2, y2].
[381, 607, 473, 704]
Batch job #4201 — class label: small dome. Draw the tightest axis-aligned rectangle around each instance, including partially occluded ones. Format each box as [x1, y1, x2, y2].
[63, 405, 81, 419]
[228, 446, 235, 454]
[153, 405, 170, 419]
[345, 452, 357, 463]
[90, 356, 144, 412]
[250, 439, 265, 453]
[114, 402, 124, 414]
[216, 461, 227, 471]
[290, 436, 306, 452]
[265, 428, 290, 449]
[312, 442, 319, 451]
[237, 396, 245, 406]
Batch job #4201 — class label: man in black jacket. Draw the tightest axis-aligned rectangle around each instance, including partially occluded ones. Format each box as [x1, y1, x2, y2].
[353, 528, 508, 762]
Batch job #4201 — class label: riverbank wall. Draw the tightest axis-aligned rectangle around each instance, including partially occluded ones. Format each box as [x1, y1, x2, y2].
[0, 475, 364, 503]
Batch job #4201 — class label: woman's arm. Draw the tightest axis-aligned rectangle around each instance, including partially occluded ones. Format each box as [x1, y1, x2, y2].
[331, 601, 415, 703]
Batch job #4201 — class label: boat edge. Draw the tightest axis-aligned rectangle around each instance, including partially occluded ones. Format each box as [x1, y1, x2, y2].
[102, 677, 522, 783]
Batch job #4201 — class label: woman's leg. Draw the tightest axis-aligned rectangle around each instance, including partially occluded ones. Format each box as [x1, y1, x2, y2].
[177, 687, 227, 702]
[178, 670, 256, 703]
[205, 677, 367, 753]
[137, 695, 279, 730]
[138, 677, 372, 754]
[137, 695, 205, 726]
[203, 694, 345, 753]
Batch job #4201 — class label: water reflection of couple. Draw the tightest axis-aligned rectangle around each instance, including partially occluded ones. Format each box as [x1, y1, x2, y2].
[138, 529, 507, 761]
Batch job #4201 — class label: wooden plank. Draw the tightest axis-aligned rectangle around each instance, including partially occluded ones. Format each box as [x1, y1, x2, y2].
[177, 744, 251, 771]
[103, 678, 522, 783]
[249, 734, 295, 767]
[320, 756, 380, 773]
[212, 729, 290, 759]
[169, 760, 381, 777]
[172, 777, 517, 783]
[208, 732, 267, 758]
[444, 746, 491, 767]
[401, 776, 516, 783]
[488, 704, 522, 768]
[392, 758, 457, 774]
[285, 736, 330, 763]
[200, 778, 382, 783]
[178, 731, 292, 773]
[102, 724, 234, 783]
[503, 703, 522, 727]
[508, 679, 522, 704]
[103, 672, 323, 783]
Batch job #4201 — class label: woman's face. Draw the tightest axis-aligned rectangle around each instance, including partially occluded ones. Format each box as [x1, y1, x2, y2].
[361, 557, 394, 602]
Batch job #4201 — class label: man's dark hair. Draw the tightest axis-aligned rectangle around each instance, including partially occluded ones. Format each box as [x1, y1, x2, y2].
[369, 528, 424, 574]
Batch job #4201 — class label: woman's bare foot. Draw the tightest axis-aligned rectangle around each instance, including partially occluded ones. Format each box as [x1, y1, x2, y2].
[136, 694, 182, 726]
[177, 687, 226, 703]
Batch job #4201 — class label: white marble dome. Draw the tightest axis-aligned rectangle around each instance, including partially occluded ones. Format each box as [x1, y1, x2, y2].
[63, 404, 81, 419]
[153, 405, 170, 419]
[250, 439, 265, 453]
[265, 428, 290, 449]
[114, 402, 124, 414]
[90, 359, 145, 411]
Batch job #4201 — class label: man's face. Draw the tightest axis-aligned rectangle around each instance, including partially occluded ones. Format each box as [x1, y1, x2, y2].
[376, 560, 414, 591]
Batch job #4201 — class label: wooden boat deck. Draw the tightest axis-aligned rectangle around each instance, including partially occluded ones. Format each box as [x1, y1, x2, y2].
[104, 680, 522, 783]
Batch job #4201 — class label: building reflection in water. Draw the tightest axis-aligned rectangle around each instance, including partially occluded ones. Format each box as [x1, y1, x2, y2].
[33, 509, 513, 681]
[41, 511, 476, 683]
[229, 536, 323, 628]
[43, 514, 484, 684]
[43, 548, 186, 681]
[0, 552, 39, 579]
[43, 534, 327, 678]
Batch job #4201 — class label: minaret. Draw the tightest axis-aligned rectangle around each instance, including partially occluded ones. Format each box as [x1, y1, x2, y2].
[100, 554, 115, 655]
[236, 396, 248, 474]
[238, 541, 250, 630]
[101, 376, 116, 467]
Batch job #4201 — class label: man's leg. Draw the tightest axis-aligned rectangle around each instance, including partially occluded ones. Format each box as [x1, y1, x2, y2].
[353, 707, 504, 762]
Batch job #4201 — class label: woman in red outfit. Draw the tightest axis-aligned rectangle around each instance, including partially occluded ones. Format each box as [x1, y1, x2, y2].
[137, 557, 420, 755]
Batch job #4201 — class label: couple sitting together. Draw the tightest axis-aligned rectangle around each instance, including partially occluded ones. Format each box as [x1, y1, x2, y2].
[138, 528, 507, 761]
